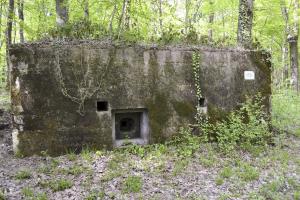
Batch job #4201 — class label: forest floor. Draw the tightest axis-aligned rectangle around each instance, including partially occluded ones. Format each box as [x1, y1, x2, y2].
[0, 89, 299, 200]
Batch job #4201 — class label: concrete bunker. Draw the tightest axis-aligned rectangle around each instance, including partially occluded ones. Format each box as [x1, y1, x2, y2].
[9, 41, 271, 156]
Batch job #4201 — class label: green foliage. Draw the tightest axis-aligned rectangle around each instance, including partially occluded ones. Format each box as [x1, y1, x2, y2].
[173, 159, 189, 176]
[123, 176, 143, 193]
[21, 187, 48, 200]
[21, 187, 34, 198]
[272, 89, 300, 136]
[237, 162, 259, 182]
[15, 170, 32, 180]
[81, 147, 94, 162]
[219, 166, 233, 179]
[39, 179, 73, 192]
[0, 189, 5, 200]
[124, 144, 146, 158]
[85, 190, 105, 200]
[200, 95, 271, 153]
[170, 126, 200, 158]
[60, 166, 85, 176]
[215, 177, 224, 185]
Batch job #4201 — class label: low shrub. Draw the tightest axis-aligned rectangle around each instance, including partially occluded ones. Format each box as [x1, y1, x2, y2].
[200, 95, 271, 153]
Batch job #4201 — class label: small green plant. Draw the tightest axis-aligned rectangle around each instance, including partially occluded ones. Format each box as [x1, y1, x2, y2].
[259, 180, 285, 199]
[15, 170, 32, 180]
[0, 189, 5, 200]
[21, 187, 34, 198]
[294, 191, 300, 200]
[81, 147, 93, 162]
[85, 190, 105, 200]
[238, 163, 259, 182]
[50, 158, 60, 168]
[219, 166, 233, 179]
[66, 150, 77, 161]
[171, 126, 200, 158]
[35, 193, 48, 200]
[200, 95, 271, 153]
[37, 164, 52, 175]
[123, 176, 143, 193]
[215, 177, 224, 185]
[101, 170, 123, 182]
[173, 159, 189, 176]
[21, 187, 48, 200]
[61, 166, 85, 176]
[51, 179, 73, 192]
[124, 144, 146, 158]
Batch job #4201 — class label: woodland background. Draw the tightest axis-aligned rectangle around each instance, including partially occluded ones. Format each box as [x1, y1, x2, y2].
[0, 0, 299, 92]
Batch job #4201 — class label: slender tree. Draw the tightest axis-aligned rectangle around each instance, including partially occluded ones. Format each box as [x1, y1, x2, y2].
[117, 0, 129, 38]
[7, 0, 14, 46]
[84, 0, 89, 19]
[17, 0, 24, 43]
[158, 0, 163, 34]
[237, 0, 254, 47]
[56, 0, 68, 27]
[6, 0, 14, 88]
[288, 0, 299, 92]
[280, 1, 289, 81]
[185, 0, 190, 34]
[208, 0, 214, 43]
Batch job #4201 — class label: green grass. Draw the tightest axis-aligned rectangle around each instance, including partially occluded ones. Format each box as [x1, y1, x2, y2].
[237, 163, 259, 182]
[0, 190, 5, 200]
[21, 187, 48, 200]
[21, 187, 34, 198]
[85, 190, 105, 200]
[39, 179, 73, 192]
[123, 176, 143, 193]
[15, 170, 32, 180]
[215, 177, 224, 185]
[219, 166, 233, 179]
[173, 159, 189, 176]
[59, 166, 86, 176]
[50, 179, 73, 192]
[81, 147, 94, 162]
[272, 89, 300, 135]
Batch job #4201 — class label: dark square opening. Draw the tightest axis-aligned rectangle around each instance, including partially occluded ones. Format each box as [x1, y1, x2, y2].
[115, 112, 141, 140]
[97, 101, 108, 111]
[199, 98, 206, 107]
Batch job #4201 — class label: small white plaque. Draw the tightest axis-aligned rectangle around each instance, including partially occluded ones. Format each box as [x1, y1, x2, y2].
[244, 71, 255, 80]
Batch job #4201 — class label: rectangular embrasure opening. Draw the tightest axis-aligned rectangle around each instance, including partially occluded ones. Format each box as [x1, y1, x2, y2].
[199, 98, 206, 107]
[115, 112, 141, 140]
[97, 101, 108, 112]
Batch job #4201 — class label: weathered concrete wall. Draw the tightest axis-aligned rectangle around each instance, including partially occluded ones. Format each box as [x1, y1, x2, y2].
[9, 41, 271, 156]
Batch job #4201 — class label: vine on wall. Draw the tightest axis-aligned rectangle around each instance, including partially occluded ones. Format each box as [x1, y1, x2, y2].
[54, 49, 111, 116]
[192, 51, 203, 123]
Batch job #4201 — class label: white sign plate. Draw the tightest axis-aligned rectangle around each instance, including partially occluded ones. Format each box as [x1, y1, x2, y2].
[244, 71, 255, 80]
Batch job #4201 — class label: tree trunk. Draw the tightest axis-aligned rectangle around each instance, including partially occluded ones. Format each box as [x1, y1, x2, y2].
[208, 0, 214, 43]
[109, 3, 117, 37]
[6, 0, 14, 89]
[7, 0, 14, 46]
[124, 0, 131, 30]
[158, 0, 163, 34]
[56, 0, 68, 27]
[18, 0, 24, 43]
[288, 0, 299, 92]
[117, 0, 128, 39]
[288, 36, 299, 92]
[185, 0, 190, 34]
[237, 0, 254, 48]
[84, 0, 89, 19]
[280, 2, 289, 81]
